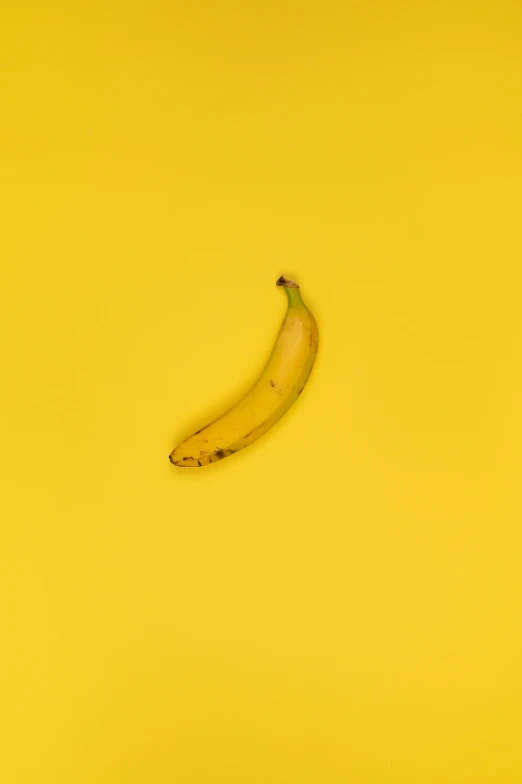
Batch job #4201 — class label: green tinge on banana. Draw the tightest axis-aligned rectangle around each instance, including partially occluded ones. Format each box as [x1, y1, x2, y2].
[169, 275, 318, 467]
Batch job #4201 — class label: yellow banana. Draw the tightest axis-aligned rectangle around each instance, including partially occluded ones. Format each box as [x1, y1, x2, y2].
[169, 275, 319, 467]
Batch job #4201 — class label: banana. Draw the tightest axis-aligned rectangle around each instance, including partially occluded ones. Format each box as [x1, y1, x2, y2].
[169, 275, 318, 467]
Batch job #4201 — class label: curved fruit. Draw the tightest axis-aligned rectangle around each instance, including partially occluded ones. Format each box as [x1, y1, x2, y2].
[169, 275, 318, 467]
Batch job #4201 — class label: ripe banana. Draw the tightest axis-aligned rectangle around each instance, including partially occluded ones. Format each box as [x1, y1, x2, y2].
[169, 275, 318, 467]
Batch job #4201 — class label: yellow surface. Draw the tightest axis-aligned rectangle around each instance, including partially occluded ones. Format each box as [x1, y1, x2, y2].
[1, 0, 521, 781]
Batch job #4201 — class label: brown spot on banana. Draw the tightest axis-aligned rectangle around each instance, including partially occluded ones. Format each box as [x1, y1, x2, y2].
[214, 448, 235, 460]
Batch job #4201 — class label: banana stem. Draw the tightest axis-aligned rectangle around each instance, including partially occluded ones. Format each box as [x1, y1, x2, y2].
[276, 275, 303, 307]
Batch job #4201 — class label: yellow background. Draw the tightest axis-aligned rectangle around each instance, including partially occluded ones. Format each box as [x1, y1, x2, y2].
[2, 0, 521, 781]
